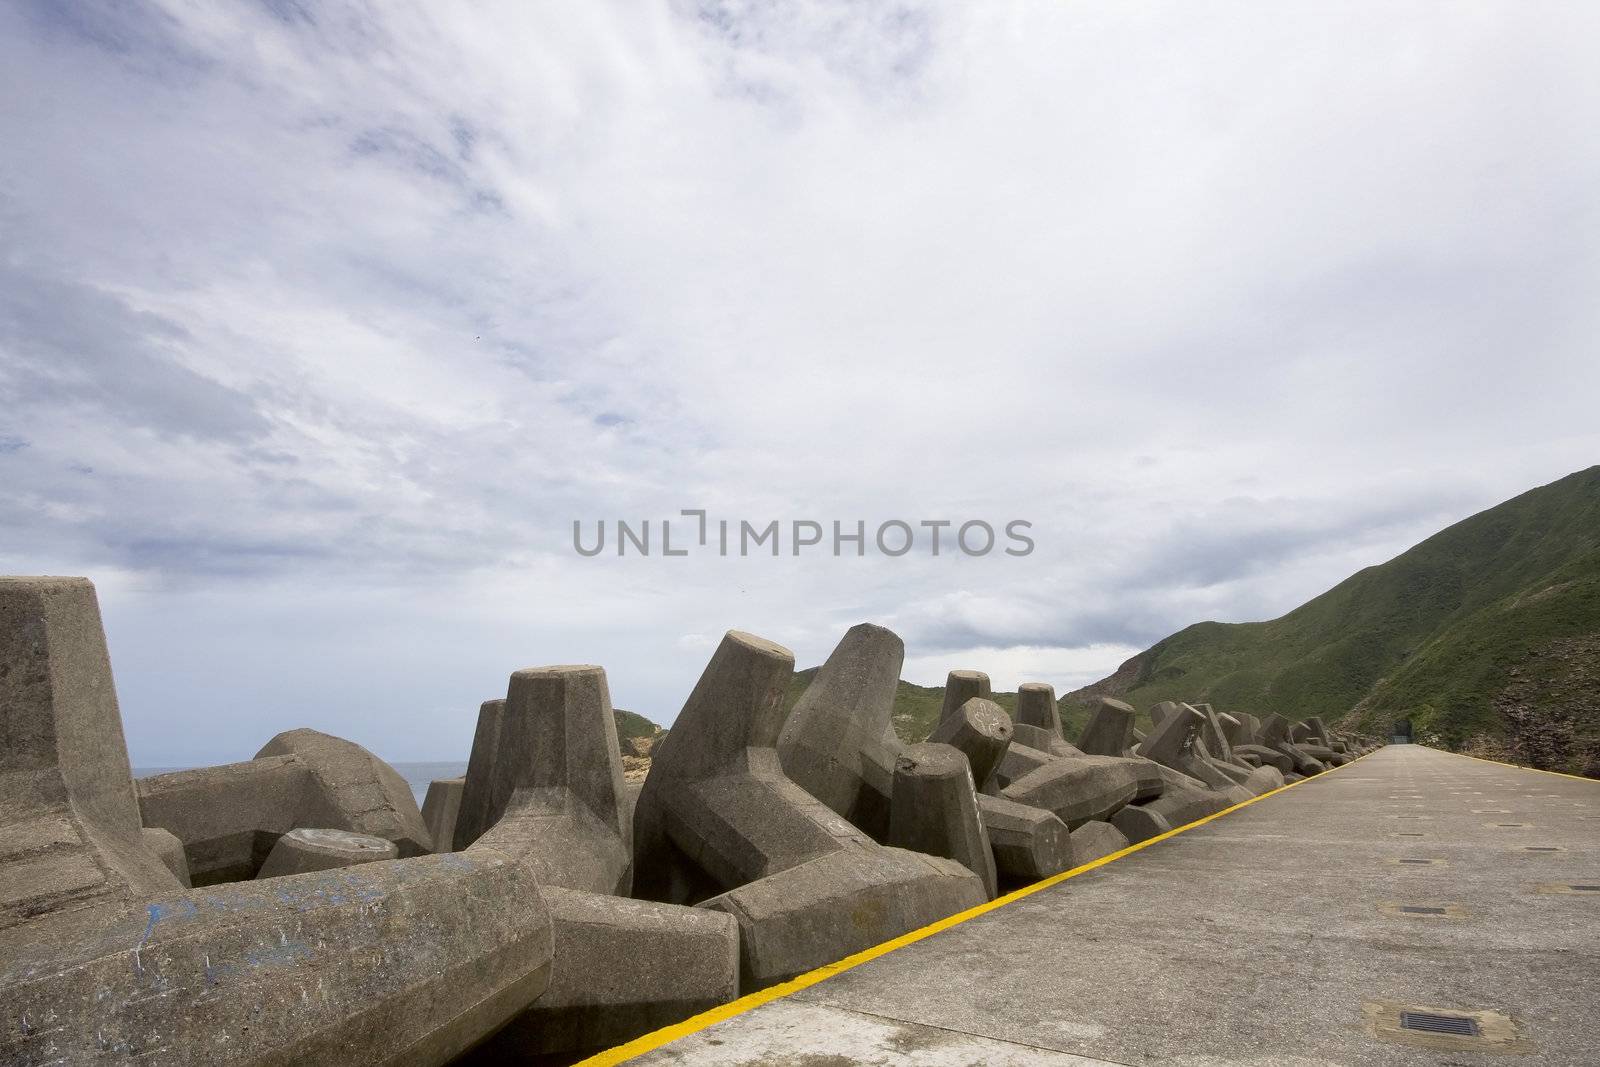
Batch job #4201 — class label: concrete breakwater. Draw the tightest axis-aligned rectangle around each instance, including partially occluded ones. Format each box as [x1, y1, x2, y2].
[0, 576, 1378, 1064]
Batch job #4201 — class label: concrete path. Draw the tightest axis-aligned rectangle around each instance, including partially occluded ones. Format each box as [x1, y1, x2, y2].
[609, 746, 1599, 1065]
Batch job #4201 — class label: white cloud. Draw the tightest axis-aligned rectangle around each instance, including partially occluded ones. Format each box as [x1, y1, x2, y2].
[2, 1, 1597, 762]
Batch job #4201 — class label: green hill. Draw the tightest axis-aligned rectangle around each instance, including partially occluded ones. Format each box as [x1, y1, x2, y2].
[613, 707, 662, 743]
[1064, 465, 1600, 776]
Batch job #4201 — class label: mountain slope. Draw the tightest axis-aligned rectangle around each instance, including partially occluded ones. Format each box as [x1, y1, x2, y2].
[1066, 466, 1600, 774]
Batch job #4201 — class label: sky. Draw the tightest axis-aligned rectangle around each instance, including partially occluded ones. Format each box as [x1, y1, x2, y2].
[2, 2, 1597, 765]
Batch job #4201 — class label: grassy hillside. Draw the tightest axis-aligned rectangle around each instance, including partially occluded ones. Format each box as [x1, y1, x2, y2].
[613, 707, 662, 743]
[782, 668, 1094, 746]
[1065, 466, 1600, 775]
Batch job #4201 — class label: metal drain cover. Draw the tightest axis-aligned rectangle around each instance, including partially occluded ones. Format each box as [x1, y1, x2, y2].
[1525, 846, 1562, 852]
[1400, 1011, 1480, 1037]
[1572, 884, 1600, 891]
[1398, 858, 1434, 865]
[1398, 905, 1447, 915]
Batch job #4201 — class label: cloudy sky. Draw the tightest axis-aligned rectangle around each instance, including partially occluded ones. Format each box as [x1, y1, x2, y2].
[3, 2, 1597, 765]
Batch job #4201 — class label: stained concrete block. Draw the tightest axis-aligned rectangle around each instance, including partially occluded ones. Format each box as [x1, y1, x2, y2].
[422, 777, 464, 854]
[1243, 765, 1286, 794]
[453, 698, 506, 850]
[256, 827, 398, 879]
[1067, 820, 1129, 865]
[976, 793, 1074, 883]
[141, 827, 191, 888]
[697, 847, 981, 992]
[1137, 702, 1205, 767]
[634, 630, 984, 989]
[1014, 683, 1081, 756]
[1, 577, 179, 930]
[466, 665, 632, 895]
[2, 851, 555, 1067]
[1195, 704, 1238, 763]
[1078, 697, 1137, 757]
[474, 887, 739, 1060]
[991, 741, 1055, 790]
[777, 622, 904, 841]
[137, 755, 315, 884]
[889, 743, 996, 899]
[999, 755, 1140, 830]
[1233, 744, 1293, 774]
[929, 697, 1014, 791]
[1110, 802, 1172, 844]
[938, 670, 992, 727]
[257, 728, 431, 856]
[1135, 764, 1233, 826]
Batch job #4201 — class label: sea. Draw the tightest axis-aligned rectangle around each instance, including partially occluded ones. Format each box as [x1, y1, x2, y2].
[134, 761, 470, 807]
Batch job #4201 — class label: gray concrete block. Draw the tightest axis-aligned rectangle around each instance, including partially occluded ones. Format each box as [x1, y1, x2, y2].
[1078, 696, 1137, 756]
[777, 622, 904, 841]
[257, 727, 432, 856]
[137, 755, 314, 884]
[422, 777, 463, 854]
[1015, 683, 1077, 754]
[1232, 744, 1292, 774]
[141, 826, 191, 888]
[2, 851, 555, 1067]
[976, 793, 1074, 883]
[938, 669, 992, 728]
[999, 755, 1140, 829]
[453, 697, 506, 850]
[1067, 820, 1129, 865]
[475, 887, 739, 1060]
[698, 847, 982, 992]
[256, 827, 398, 879]
[634, 630, 984, 989]
[928, 697, 1013, 792]
[466, 665, 631, 895]
[1, 577, 179, 930]
[889, 743, 997, 899]
[1110, 802, 1172, 844]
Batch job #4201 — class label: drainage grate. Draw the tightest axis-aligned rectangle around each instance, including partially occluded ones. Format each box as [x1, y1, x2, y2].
[1395, 832, 1424, 837]
[1398, 858, 1434, 865]
[1525, 846, 1561, 852]
[1398, 905, 1447, 915]
[1571, 885, 1600, 891]
[1399, 1011, 1481, 1037]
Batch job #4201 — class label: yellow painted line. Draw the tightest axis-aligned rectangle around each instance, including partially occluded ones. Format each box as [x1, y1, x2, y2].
[1441, 748, 1600, 784]
[577, 750, 1374, 1065]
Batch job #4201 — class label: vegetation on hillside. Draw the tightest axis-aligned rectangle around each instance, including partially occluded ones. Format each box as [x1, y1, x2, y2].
[1063, 466, 1600, 776]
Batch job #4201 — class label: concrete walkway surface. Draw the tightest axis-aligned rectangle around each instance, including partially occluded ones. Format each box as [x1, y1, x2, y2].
[595, 746, 1599, 1066]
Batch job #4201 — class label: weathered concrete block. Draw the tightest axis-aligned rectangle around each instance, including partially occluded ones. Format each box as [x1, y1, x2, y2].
[1, 851, 555, 1067]
[634, 630, 984, 989]
[1000, 755, 1140, 829]
[1109, 802, 1171, 844]
[1232, 744, 1292, 774]
[928, 696, 1013, 791]
[1136, 764, 1233, 826]
[475, 887, 739, 1060]
[1067, 820, 1129, 865]
[1243, 765, 1286, 794]
[137, 755, 313, 884]
[1013, 682, 1081, 757]
[453, 698, 506, 850]
[889, 743, 996, 899]
[976, 793, 1074, 883]
[697, 847, 980, 992]
[422, 777, 464, 854]
[776, 622, 904, 841]
[257, 728, 431, 856]
[1078, 696, 1137, 756]
[938, 669, 992, 727]
[1, 577, 178, 929]
[991, 741, 1055, 790]
[256, 827, 398, 879]
[466, 665, 631, 895]
[141, 827, 191, 888]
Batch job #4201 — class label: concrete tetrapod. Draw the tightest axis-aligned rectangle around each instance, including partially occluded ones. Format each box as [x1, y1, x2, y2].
[938, 669, 992, 726]
[1078, 696, 1138, 757]
[422, 776, 464, 854]
[1014, 682, 1083, 757]
[1068, 820, 1130, 864]
[975, 793, 1074, 884]
[0, 577, 556, 1067]
[633, 631, 985, 992]
[255, 827, 398, 879]
[928, 696, 1014, 791]
[776, 622, 905, 842]
[0, 577, 181, 930]
[459, 665, 631, 895]
[468, 888, 740, 1061]
[888, 743, 997, 899]
[255, 728, 432, 856]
